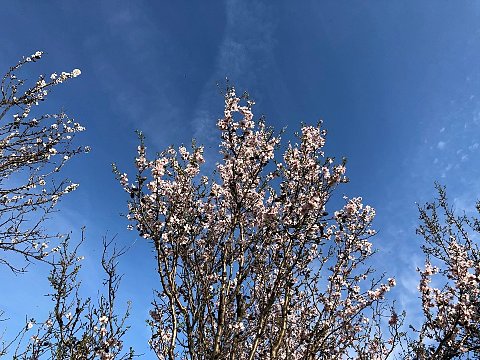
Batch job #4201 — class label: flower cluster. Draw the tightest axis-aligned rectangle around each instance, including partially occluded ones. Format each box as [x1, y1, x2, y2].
[0, 52, 88, 272]
[407, 184, 480, 359]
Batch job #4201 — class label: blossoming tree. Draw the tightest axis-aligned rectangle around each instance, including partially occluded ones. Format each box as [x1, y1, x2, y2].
[0, 53, 132, 359]
[404, 184, 480, 359]
[0, 51, 88, 272]
[116, 88, 402, 359]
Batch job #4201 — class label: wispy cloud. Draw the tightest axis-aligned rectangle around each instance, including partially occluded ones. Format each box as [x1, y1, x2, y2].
[191, 0, 278, 155]
[82, 2, 182, 147]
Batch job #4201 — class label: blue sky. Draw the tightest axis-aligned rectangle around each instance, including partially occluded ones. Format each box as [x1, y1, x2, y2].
[1, 0, 480, 356]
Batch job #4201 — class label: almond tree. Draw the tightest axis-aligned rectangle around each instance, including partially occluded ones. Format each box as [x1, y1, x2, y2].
[116, 88, 402, 359]
[406, 184, 480, 359]
[0, 53, 132, 359]
[0, 51, 88, 272]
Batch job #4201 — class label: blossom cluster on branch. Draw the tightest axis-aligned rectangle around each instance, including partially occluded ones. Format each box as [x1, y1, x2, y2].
[0, 51, 89, 273]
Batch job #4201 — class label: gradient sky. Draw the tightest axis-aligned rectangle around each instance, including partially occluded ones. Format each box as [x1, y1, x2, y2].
[1, 0, 480, 356]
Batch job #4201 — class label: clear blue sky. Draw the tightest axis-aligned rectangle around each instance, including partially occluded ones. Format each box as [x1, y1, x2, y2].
[1, 0, 480, 356]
